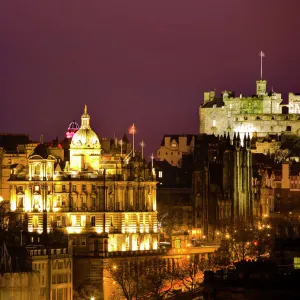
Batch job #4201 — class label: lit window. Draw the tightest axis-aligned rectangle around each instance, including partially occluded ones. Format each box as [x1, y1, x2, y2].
[81, 215, 86, 227]
[171, 143, 176, 148]
[294, 257, 300, 269]
[158, 171, 163, 178]
[71, 215, 76, 226]
[212, 120, 216, 127]
[34, 186, 39, 192]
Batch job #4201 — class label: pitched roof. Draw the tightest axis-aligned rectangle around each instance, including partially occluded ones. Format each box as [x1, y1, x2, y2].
[160, 134, 196, 146]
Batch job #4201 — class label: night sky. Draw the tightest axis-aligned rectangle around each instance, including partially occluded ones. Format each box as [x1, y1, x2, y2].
[1, 1, 300, 157]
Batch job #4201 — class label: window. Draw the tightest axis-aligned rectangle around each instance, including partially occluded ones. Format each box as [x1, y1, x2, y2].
[32, 216, 39, 228]
[171, 152, 173, 155]
[82, 184, 86, 192]
[286, 126, 292, 132]
[158, 171, 163, 178]
[212, 120, 216, 127]
[244, 116, 248, 120]
[56, 196, 61, 207]
[71, 215, 76, 226]
[81, 215, 86, 227]
[80, 237, 87, 247]
[52, 289, 56, 300]
[62, 185, 66, 192]
[92, 184, 96, 191]
[72, 185, 76, 192]
[294, 257, 300, 269]
[52, 275, 56, 284]
[62, 216, 66, 227]
[17, 186, 23, 192]
[82, 197, 86, 207]
[91, 216, 96, 227]
[34, 185, 39, 192]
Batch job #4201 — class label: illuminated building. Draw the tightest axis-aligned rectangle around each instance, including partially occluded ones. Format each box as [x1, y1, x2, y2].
[156, 135, 196, 167]
[28, 247, 73, 300]
[200, 80, 300, 139]
[8, 105, 159, 253]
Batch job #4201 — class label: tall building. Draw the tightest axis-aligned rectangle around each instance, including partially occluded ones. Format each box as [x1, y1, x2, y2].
[199, 80, 300, 139]
[193, 134, 255, 238]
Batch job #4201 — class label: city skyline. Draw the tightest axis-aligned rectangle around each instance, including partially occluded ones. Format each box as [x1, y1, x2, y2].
[1, 1, 300, 156]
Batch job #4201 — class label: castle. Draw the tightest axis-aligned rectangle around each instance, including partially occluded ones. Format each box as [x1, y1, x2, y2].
[199, 80, 300, 140]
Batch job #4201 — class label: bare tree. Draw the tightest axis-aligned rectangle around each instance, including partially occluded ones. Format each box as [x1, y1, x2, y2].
[107, 258, 146, 300]
[142, 258, 179, 300]
[177, 256, 209, 296]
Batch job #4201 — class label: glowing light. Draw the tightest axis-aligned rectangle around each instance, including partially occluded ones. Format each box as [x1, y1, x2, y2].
[0, 196, 3, 202]
[113, 265, 117, 270]
[96, 228, 103, 234]
[66, 227, 82, 234]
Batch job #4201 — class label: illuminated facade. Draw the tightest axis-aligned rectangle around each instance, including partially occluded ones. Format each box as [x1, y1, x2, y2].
[200, 80, 300, 139]
[157, 135, 195, 167]
[28, 247, 73, 300]
[8, 106, 159, 254]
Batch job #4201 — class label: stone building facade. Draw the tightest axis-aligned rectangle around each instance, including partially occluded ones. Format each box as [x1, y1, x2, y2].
[28, 247, 73, 300]
[199, 80, 300, 139]
[157, 135, 195, 167]
[193, 134, 255, 239]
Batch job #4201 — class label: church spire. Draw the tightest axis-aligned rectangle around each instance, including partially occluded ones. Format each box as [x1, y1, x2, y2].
[84, 104, 87, 114]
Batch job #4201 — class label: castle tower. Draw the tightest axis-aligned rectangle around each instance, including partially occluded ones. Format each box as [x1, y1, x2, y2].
[256, 80, 267, 95]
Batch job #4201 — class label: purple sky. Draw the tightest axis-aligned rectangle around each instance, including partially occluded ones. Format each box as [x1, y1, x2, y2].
[1, 0, 300, 157]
